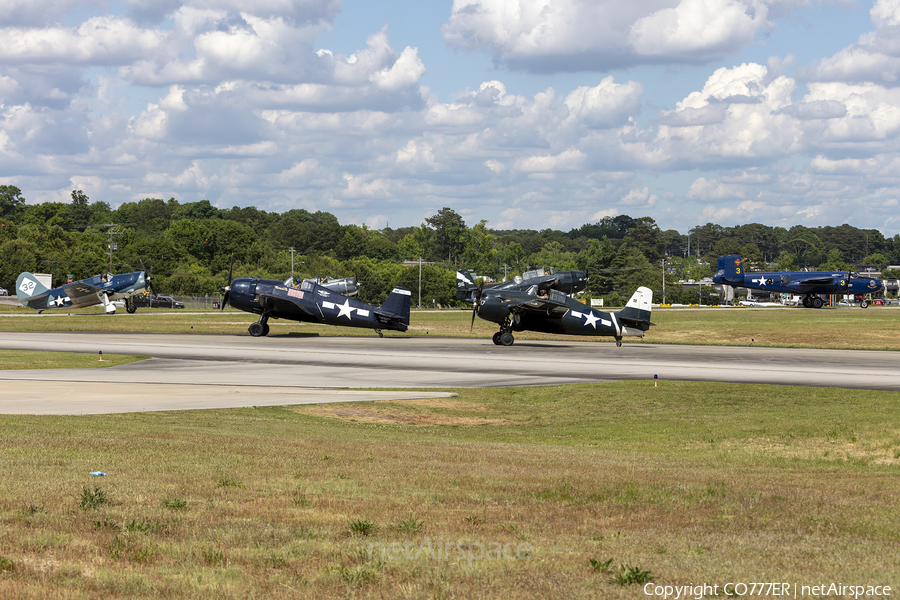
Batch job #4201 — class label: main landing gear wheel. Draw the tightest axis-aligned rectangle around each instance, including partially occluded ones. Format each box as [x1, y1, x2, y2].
[861, 300, 870, 309]
[492, 332, 503, 345]
[812, 296, 824, 309]
[248, 322, 269, 337]
[802, 296, 811, 308]
[499, 332, 515, 346]
[126, 298, 137, 314]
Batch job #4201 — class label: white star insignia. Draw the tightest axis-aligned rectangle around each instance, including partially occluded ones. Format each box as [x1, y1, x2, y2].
[51, 295, 69, 307]
[335, 299, 355, 320]
[753, 277, 766, 286]
[583, 311, 600, 328]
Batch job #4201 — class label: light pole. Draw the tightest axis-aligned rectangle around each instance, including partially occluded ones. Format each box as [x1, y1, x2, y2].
[104, 224, 121, 274]
[661, 258, 666, 305]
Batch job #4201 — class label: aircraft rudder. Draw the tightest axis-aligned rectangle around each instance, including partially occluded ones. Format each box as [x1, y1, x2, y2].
[381, 286, 412, 326]
[715, 254, 744, 285]
[617, 286, 653, 323]
[16, 272, 49, 299]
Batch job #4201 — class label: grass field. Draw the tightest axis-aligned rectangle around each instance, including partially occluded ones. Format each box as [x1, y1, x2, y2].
[1, 305, 899, 597]
[0, 349, 145, 370]
[2, 302, 900, 349]
[0, 382, 898, 599]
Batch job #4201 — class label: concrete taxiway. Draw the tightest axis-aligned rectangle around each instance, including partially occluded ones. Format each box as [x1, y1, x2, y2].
[0, 331, 898, 415]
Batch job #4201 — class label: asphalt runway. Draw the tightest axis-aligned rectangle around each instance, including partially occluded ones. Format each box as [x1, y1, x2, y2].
[1, 331, 899, 414]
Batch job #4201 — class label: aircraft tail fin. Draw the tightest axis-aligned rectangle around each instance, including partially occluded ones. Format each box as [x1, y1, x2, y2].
[376, 287, 412, 330]
[456, 269, 478, 301]
[16, 272, 50, 301]
[714, 254, 744, 285]
[616, 286, 654, 333]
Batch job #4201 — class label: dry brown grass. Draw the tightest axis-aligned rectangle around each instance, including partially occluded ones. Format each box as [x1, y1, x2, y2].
[301, 398, 512, 426]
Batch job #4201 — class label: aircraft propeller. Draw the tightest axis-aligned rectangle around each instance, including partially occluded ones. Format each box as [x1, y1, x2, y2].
[470, 280, 484, 331]
[141, 260, 159, 296]
[220, 254, 234, 310]
[140, 258, 159, 297]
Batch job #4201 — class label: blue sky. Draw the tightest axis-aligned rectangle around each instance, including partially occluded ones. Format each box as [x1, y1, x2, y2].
[3, 0, 900, 237]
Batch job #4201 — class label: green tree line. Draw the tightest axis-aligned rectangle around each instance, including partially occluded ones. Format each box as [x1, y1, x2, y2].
[2, 185, 899, 306]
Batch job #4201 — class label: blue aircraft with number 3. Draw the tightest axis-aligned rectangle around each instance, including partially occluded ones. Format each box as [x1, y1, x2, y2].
[713, 254, 883, 308]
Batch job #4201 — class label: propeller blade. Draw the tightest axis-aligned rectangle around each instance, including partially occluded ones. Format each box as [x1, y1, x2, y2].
[140, 259, 157, 296]
[220, 254, 234, 310]
[470, 281, 484, 331]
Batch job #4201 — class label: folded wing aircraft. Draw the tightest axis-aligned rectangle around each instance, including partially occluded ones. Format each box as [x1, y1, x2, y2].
[221, 265, 410, 337]
[463, 271, 653, 346]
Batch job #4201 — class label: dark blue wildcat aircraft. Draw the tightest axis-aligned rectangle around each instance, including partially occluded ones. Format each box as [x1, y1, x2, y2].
[221, 264, 410, 337]
[713, 254, 883, 308]
[457, 270, 653, 346]
[16, 270, 152, 314]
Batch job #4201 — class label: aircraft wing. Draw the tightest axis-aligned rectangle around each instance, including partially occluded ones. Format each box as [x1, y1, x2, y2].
[505, 290, 571, 319]
[255, 291, 318, 317]
[63, 282, 107, 302]
[794, 277, 838, 286]
[785, 275, 845, 292]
